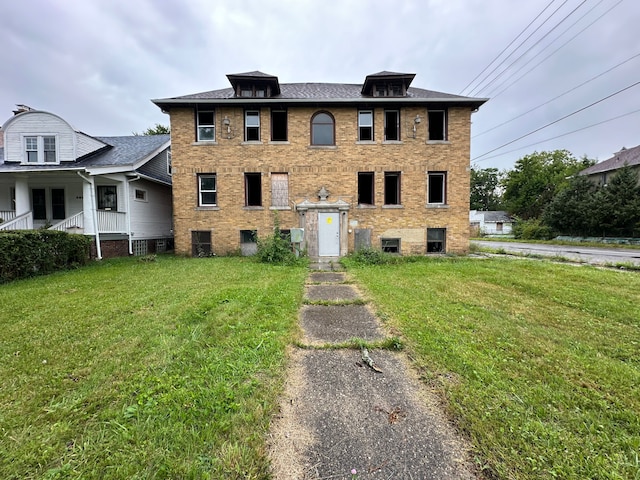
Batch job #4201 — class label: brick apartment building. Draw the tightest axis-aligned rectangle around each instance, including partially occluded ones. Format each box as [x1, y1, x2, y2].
[153, 71, 486, 257]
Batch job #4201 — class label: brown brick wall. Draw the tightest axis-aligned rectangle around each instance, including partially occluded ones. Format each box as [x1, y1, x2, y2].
[169, 105, 472, 256]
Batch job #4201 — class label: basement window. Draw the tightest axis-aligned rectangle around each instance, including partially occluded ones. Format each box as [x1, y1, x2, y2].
[192, 231, 212, 257]
[428, 110, 447, 141]
[384, 172, 401, 205]
[358, 172, 375, 205]
[381, 238, 400, 253]
[245, 173, 262, 207]
[427, 228, 446, 253]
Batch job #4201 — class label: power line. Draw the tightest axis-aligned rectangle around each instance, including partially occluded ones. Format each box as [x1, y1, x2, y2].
[472, 80, 640, 161]
[473, 0, 588, 96]
[472, 108, 640, 164]
[466, 0, 571, 96]
[473, 51, 640, 138]
[459, 0, 557, 95]
[488, 0, 623, 99]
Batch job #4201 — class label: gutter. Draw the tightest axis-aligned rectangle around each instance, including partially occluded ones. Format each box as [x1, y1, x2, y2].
[77, 171, 102, 260]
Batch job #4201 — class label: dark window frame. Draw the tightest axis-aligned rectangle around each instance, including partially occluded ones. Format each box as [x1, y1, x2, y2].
[427, 228, 446, 253]
[384, 110, 400, 141]
[244, 172, 262, 207]
[271, 109, 288, 142]
[427, 172, 447, 204]
[384, 171, 401, 205]
[428, 110, 448, 141]
[191, 230, 212, 257]
[358, 172, 375, 205]
[311, 111, 335, 146]
[381, 238, 400, 253]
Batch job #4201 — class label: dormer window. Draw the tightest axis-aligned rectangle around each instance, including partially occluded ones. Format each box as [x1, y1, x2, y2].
[24, 135, 57, 163]
[374, 83, 404, 97]
[238, 86, 268, 97]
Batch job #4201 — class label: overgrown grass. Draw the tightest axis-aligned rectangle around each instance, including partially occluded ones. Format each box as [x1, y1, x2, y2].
[345, 257, 640, 480]
[0, 255, 307, 479]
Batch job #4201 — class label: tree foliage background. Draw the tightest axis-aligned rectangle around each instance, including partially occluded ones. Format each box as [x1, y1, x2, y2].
[133, 124, 170, 135]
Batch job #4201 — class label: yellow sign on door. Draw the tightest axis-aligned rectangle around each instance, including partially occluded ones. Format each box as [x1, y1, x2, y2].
[326, 217, 333, 224]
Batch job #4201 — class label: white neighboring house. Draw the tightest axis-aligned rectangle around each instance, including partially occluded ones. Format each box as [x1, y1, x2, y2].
[0, 108, 173, 258]
[470, 210, 514, 236]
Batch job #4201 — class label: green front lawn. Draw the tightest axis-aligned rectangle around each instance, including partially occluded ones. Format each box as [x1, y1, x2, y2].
[0, 256, 307, 479]
[345, 256, 640, 479]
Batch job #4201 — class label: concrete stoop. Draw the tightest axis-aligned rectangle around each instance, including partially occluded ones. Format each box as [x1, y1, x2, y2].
[267, 269, 477, 479]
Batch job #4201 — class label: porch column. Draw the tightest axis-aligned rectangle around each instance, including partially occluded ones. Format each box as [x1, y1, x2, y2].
[14, 176, 30, 215]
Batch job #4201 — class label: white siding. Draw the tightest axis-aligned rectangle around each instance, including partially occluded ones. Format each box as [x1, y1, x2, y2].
[129, 179, 172, 238]
[4, 112, 76, 162]
[77, 132, 107, 157]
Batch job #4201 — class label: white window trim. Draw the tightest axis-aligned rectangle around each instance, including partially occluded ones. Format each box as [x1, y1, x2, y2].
[197, 111, 216, 142]
[427, 172, 447, 205]
[22, 134, 59, 164]
[198, 174, 217, 206]
[134, 188, 148, 203]
[358, 110, 373, 141]
[245, 110, 261, 142]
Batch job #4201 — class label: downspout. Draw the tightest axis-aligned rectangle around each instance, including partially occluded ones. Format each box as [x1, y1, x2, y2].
[125, 175, 140, 255]
[77, 172, 102, 260]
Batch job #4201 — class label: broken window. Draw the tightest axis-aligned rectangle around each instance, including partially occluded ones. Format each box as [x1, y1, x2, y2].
[240, 229, 258, 256]
[198, 174, 217, 206]
[245, 110, 260, 141]
[245, 173, 262, 207]
[384, 110, 399, 141]
[358, 172, 375, 205]
[384, 172, 401, 205]
[271, 109, 288, 141]
[381, 238, 400, 253]
[271, 173, 289, 207]
[427, 172, 446, 204]
[196, 110, 215, 141]
[428, 110, 447, 141]
[427, 228, 446, 253]
[311, 112, 335, 145]
[191, 231, 212, 257]
[358, 110, 373, 141]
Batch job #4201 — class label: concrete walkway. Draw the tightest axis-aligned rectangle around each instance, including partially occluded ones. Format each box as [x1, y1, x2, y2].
[268, 266, 477, 479]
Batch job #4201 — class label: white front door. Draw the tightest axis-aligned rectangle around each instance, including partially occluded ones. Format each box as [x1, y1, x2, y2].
[318, 212, 340, 256]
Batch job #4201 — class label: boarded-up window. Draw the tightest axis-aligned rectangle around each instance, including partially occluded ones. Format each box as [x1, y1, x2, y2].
[355, 228, 372, 250]
[271, 173, 289, 208]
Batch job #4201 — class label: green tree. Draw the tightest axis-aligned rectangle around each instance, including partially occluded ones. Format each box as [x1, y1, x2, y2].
[133, 124, 170, 136]
[502, 150, 594, 219]
[593, 165, 640, 237]
[470, 167, 503, 210]
[543, 174, 599, 236]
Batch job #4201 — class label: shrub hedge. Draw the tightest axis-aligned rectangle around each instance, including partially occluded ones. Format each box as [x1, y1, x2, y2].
[0, 230, 91, 283]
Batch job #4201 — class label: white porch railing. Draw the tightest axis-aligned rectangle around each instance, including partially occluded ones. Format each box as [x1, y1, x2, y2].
[0, 211, 33, 231]
[97, 210, 127, 233]
[0, 210, 17, 223]
[49, 212, 84, 233]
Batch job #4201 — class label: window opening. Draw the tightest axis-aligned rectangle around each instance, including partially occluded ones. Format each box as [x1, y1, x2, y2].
[384, 172, 401, 205]
[384, 110, 399, 141]
[358, 110, 373, 141]
[271, 173, 289, 207]
[245, 173, 262, 206]
[51, 188, 65, 220]
[97, 185, 118, 211]
[197, 110, 215, 141]
[245, 110, 260, 141]
[428, 110, 447, 141]
[191, 231, 212, 257]
[32, 188, 46, 220]
[358, 172, 375, 205]
[428, 172, 446, 204]
[382, 238, 400, 253]
[311, 112, 334, 145]
[198, 174, 217, 206]
[271, 109, 288, 141]
[427, 228, 446, 253]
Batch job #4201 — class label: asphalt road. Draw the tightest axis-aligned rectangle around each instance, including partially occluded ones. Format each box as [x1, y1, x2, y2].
[472, 240, 640, 266]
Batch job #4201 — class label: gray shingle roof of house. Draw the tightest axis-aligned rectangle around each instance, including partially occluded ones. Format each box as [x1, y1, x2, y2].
[159, 83, 476, 101]
[483, 211, 513, 223]
[579, 144, 640, 175]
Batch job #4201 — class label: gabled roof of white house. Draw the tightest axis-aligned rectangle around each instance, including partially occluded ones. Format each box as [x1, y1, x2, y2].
[482, 211, 513, 223]
[579, 144, 640, 175]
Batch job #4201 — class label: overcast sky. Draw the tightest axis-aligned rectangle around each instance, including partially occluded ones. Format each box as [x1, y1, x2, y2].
[1, 0, 638, 170]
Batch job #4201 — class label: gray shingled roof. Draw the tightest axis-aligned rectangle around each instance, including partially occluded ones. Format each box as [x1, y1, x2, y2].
[579, 144, 640, 175]
[483, 211, 513, 223]
[154, 82, 484, 105]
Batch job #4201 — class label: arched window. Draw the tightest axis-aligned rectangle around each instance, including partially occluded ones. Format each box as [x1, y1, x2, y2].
[311, 112, 335, 145]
